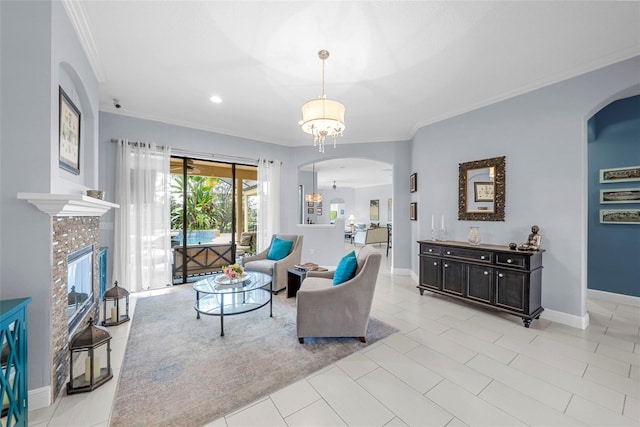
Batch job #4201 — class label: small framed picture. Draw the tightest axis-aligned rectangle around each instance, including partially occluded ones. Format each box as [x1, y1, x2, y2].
[600, 188, 640, 204]
[317, 201, 322, 207]
[600, 209, 640, 224]
[316, 208, 323, 215]
[474, 182, 495, 202]
[410, 202, 417, 221]
[59, 86, 81, 175]
[410, 173, 417, 193]
[600, 166, 640, 183]
[307, 207, 314, 214]
[307, 201, 314, 207]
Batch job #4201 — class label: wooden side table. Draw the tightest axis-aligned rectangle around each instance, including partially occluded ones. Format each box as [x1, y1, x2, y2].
[286, 268, 307, 298]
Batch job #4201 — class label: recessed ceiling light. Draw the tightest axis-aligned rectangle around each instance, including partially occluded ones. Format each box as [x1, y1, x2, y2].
[210, 95, 222, 104]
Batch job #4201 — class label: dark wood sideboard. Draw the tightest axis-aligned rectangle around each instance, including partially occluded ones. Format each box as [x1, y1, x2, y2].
[418, 240, 544, 327]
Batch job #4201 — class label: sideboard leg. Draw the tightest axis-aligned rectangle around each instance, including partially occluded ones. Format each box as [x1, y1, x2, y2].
[523, 318, 531, 328]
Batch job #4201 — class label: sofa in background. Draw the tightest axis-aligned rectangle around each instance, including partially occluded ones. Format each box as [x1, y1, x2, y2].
[236, 231, 256, 255]
[353, 225, 389, 246]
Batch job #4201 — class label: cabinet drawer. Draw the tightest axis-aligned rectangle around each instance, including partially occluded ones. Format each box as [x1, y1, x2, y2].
[420, 244, 441, 255]
[496, 253, 528, 269]
[442, 247, 493, 264]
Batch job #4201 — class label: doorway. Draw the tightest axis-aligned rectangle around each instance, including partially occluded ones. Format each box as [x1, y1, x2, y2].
[170, 157, 258, 284]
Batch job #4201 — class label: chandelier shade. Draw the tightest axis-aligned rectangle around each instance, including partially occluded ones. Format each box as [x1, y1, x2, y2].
[301, 50, 345, 153]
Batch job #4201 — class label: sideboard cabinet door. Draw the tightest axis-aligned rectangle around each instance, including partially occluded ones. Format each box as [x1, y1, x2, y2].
[467, 264, 494, 304]
[419, 255, 441, 292]
[495, 269, 529, 314]
[442, 260, 465, 296]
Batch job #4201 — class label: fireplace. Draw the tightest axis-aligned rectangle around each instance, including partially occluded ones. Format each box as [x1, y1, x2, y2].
[67, 245, 94, 334]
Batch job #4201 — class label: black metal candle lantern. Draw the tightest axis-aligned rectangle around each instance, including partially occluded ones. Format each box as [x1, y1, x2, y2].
[102, 281, 130, 326]
[67, 318, 113, 394]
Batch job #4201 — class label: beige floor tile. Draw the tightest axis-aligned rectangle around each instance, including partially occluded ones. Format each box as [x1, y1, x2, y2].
[358, 368, 454, 426]
[406, 328, 477, 364]
[509, 354, 626, 413]
[406, 345, 491, 395]
[425, 380, 526, 426]
[595, 341, 640, 365]
[583, 364, 640, 399]
[364, 343, 443, 394]
[225, 399, 287, 427]
[270, 379, 321, 418]
[565, 395, 640, 427]
[435, 314, 503, 343]
[479, 381, 586, 426]
[440, 328, 517, 364]
[308, 366, 394, 426]
[285, 399, 347, 427]
[624, 395, 640, 421]
[334, 350, 380, 380]
[466, 353, 572, 412]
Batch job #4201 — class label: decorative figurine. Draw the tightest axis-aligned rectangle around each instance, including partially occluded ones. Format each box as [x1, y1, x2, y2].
[519, 225, 541, 251]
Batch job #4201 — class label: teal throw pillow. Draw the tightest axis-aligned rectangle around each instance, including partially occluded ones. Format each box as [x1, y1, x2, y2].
[267, 237, 294, 261]
[333, 251, 358, 286]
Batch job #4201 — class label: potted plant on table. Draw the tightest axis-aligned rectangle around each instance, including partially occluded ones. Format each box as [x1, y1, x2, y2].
[223, 263, 244, 283]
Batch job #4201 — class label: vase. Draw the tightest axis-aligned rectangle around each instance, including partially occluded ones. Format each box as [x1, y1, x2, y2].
[468, 226, 481, 245]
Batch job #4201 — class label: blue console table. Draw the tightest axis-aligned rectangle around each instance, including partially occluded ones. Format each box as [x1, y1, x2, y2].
[1, 297, 31, 427]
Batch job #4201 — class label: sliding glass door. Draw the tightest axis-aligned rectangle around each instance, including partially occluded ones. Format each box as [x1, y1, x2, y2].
[170, 157, 257, 284]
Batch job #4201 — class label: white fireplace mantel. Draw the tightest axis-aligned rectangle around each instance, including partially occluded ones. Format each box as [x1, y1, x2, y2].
[17, 193, 119, 217]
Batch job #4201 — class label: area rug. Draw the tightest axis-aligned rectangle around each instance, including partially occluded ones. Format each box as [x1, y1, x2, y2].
[110, 287, 397, 426]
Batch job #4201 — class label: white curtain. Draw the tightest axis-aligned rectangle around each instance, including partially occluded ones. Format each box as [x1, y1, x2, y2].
[113, 139, 172, 292]
[256, 159, 281, 252]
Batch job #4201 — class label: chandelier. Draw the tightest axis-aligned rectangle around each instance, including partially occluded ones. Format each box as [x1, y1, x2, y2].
[301, 50, 346, 153]
[305, 163, 322, 203]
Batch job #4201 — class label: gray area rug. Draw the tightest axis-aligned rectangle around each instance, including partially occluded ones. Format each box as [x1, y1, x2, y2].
[110, 287, 397, 426]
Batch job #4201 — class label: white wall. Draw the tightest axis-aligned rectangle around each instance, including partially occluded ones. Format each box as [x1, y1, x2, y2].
[410, 55, 640, 323]
[353, 184, 393, 226]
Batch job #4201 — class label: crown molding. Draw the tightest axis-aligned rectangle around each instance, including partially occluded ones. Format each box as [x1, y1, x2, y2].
[61, 0, 108, 82]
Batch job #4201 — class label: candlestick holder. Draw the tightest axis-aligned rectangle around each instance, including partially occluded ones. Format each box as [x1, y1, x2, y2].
[431, 228, 436, 241]
[437, 227, 447, 241]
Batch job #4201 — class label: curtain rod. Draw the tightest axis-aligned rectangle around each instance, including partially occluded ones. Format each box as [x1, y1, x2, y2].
[110, 138, 262, 164]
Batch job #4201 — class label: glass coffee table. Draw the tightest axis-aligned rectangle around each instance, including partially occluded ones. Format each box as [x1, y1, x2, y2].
[193, 272, 272, 336]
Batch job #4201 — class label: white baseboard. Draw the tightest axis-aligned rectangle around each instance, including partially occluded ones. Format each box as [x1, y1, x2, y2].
[588, 289, 640, 307]
[541, 308, 589, 330]
[391, 267, 413, 276]
[28, 385, 51, 411]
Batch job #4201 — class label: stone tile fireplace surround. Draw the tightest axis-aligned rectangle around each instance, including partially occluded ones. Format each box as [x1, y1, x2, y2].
[17, 194, 118, 401]
[52, 216, 101, 399]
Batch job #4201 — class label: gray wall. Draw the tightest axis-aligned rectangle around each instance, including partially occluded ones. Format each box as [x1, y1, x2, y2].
[99, 113, 414, 274]
[1, 0, 100, 393]
[410, 56, 640, 321]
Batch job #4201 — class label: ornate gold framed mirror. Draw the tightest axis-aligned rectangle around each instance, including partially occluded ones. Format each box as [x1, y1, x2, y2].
[458, 156, 505, 221]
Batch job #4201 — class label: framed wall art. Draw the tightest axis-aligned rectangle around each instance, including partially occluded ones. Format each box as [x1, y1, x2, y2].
[600, 166, 640, 183]
[600, 209, 640, 224]
[316, 208, 322, 215]
[58, 86, 81, 175]
[600, 188, 640, 204]
[370, 199, 379, 221]
[410, 173, 417, 193]
[474, 182, 495, 202]
[307, 207, 314, 215]
[410, 202, 417, 220]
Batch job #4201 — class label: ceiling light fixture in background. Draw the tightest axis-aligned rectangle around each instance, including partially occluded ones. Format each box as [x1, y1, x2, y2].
[305, 163, 322, 203]
[300, 50, 346, 153]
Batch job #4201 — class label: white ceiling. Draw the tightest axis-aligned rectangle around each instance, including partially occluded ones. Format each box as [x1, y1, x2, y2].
[64, 1, 639, 188]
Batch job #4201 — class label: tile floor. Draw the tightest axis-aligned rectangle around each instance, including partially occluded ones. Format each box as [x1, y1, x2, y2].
[30, 245, 640, 426]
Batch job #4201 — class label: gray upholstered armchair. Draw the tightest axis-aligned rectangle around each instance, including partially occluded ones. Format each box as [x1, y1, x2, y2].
[296, 245, 382, 343]
[242, 234, 303, 294]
